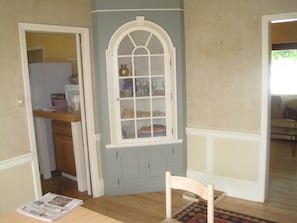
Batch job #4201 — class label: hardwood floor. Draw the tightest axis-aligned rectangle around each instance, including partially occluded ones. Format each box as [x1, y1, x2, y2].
[266, 140, 297, 212]
[41, 171, 91, 201]
[42, 140, 297, 222]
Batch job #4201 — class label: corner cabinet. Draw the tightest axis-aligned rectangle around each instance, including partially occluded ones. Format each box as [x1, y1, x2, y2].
[106, 17, 177, 145]
[104, 17, 183, 195]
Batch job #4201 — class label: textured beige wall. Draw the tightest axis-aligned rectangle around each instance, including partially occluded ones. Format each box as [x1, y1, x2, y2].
[184, 0, 297, 133]
[0, 0, 91, 161]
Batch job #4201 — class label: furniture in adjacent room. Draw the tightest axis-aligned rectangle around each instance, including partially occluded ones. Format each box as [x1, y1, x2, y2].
[270, 126, 297, 156]
[270, 95, 297, 156]
[33, 109, 87, 192]
[164, 171, 214, 223]
[0, 207, 122, 223]
[270, 95, 297, 140]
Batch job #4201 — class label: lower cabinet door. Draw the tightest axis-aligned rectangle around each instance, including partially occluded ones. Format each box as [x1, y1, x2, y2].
[145, 147, 171, 187]
[52, 121, 76, 176]
[53, 134, 76, 176]
[117, 149, 146, 187]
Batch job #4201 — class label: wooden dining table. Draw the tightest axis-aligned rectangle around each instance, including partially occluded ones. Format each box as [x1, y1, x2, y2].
[0, 206, 123, 223]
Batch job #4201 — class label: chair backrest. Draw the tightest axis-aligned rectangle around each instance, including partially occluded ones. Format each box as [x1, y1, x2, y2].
[165, 171, 214, 223]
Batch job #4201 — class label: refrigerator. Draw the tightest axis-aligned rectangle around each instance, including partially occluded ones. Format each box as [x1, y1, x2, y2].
[29, 62, 72, 173]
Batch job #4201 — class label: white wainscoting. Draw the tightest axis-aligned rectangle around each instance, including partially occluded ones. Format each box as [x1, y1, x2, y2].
[186, 128, 262, 202]
[0, 153, 41, 216]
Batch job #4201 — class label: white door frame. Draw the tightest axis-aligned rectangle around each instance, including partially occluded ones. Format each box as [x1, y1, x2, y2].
[261, 12, 297, 201]
[18, 23, 103, 197]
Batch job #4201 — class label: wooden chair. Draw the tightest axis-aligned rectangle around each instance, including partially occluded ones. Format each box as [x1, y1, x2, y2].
[165, 171, 214, 223]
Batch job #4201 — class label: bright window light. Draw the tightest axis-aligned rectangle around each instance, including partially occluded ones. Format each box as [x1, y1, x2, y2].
[270, 50, 297, 95]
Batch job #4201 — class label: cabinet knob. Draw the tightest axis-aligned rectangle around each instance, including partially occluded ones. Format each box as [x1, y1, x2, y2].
[145, 164, 150, 168]
[116, 98, 120, 101]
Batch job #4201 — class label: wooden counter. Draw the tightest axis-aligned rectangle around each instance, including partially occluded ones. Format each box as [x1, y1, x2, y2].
[33, 109, 81, 122]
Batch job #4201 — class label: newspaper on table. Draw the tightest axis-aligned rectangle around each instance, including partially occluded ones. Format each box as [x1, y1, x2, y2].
[16, 192, 83, 222]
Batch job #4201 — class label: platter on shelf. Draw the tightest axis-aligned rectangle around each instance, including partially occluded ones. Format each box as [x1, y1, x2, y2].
[138, 124, 166, 138]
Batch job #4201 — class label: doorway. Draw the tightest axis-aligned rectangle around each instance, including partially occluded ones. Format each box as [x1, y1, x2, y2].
[268, 21, 297, 206]
[27, 32, 87, 198]
[19, 23, 102, 198]
[261, 13, 297, 202]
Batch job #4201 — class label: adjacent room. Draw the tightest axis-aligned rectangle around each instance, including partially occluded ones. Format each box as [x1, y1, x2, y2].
[26, 32, 91, 200]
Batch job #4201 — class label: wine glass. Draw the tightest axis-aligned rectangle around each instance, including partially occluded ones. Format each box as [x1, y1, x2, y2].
[141, 80, 149, 96]
[135, 80, 140, 96]
[145, 80, 150, 95]
[151, 81, 157, 95]
[162, 80, 165, 89]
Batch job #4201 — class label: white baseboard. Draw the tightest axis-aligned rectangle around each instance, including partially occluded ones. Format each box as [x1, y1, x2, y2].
[61, 172, 77, 181]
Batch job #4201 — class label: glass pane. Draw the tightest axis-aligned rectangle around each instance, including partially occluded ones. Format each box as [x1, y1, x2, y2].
[115, 27, 169, 142]
[130, 30, 150, 47]
[136, 98, 151, 118]
[152, 98, 166, 117]
[121, 120, 135, 139]
[151, 77, 165, 96]
[137, 119, 151, 138]
[147, 34, 163, 54]
[118, 35, 134, 55]
[135, 56, 149, 76]
[121, 79, 134, 97]
[151, 80, 157, 96]
[120, 100, 134, 119]
[152, 120, 166, 137]
[271, 49, 297, 94]
[135, 78, 149, 96]
[151, 56, 164, 75]
[134, 47, 148, 55]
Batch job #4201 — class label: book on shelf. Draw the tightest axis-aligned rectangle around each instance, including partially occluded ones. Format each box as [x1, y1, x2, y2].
[16, 192, 83, 222]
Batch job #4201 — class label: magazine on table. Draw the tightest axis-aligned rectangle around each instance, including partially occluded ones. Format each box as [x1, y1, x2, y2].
[16, 192, 83, 222]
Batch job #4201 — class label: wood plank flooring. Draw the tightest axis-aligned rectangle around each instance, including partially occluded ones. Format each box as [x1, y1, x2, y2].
[266, 140, 297, 212]
[42, 140, 297, 222]
[41, 171, 91, 201]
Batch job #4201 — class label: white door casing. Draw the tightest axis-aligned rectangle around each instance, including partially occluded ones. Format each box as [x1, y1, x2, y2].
[18, 23, 103, 198]
[261, 12, 297, 201]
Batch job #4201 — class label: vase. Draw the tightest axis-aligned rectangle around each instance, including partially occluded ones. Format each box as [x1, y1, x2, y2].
[123, 79, 133, 90]
[119, 64, 129, 76]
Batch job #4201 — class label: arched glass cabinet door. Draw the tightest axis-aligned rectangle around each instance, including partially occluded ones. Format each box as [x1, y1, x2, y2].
[107, 17, 177, 145]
